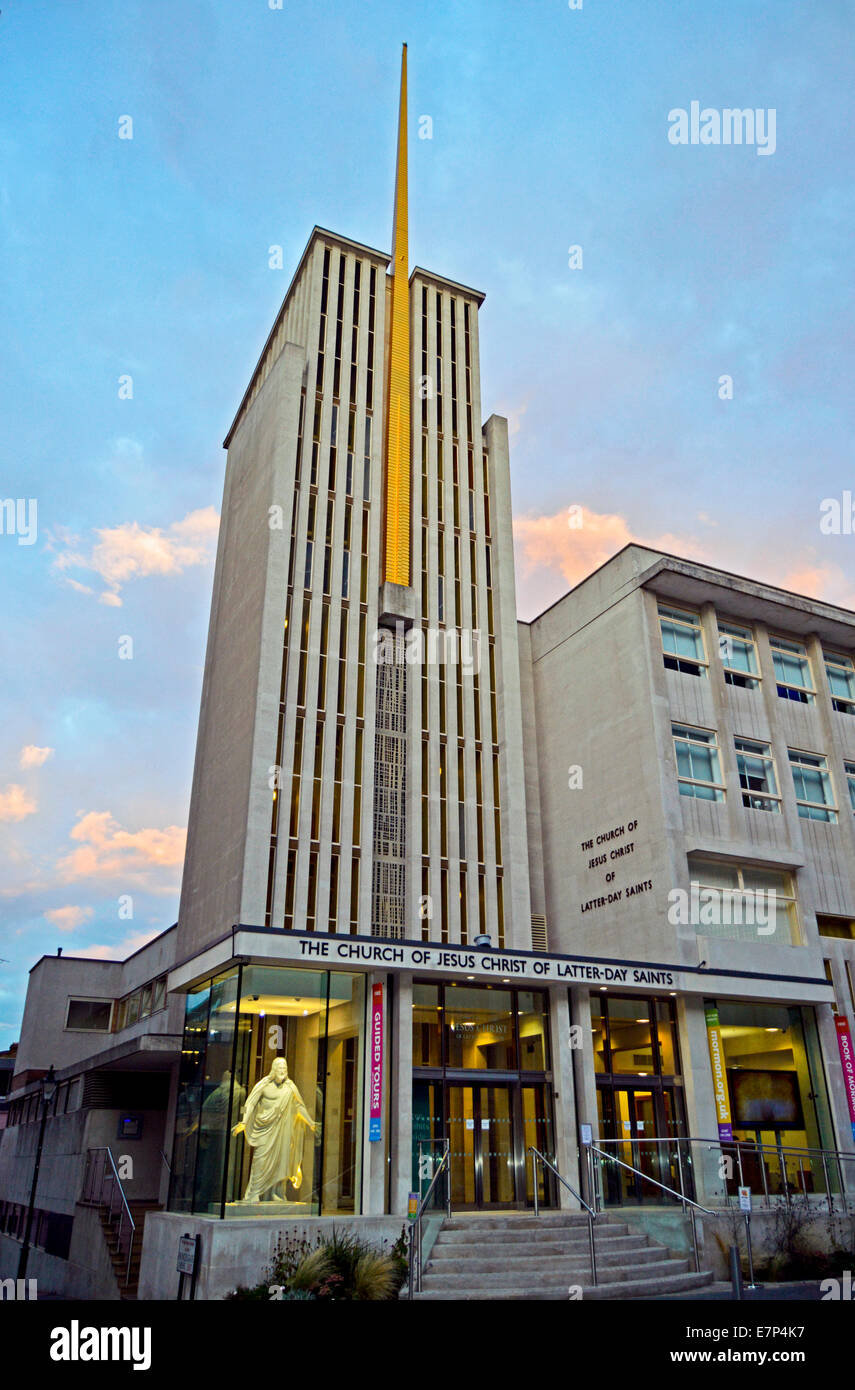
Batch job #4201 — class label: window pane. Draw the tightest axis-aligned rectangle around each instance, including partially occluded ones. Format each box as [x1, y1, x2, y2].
[444, 986, 515, 1069]
[719, 622, 758, 675]
[66, 999, 112, 1031]
[518, 992, 549, 1071]
[606, 998, 654, 1074]
[825, 653, 855, 698]
[660, 607, 703, 661]
[412, 982, 442, 1066]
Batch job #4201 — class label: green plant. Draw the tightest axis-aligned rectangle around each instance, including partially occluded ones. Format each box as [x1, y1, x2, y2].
[352, 1248, 400, 1301]
[289, 1245, 334, 1291]
[265, 1230, 322, 1288]
[228, 1225, 407, 1301]
[226, 1283, 270, 1301]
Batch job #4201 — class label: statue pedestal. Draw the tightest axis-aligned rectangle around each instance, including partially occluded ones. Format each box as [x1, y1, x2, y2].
[225, 1199, 312, 1217]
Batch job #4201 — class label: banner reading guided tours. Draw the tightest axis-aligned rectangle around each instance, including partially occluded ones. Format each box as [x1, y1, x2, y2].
[369, 983, 383, 1141]
[704, 1004, 734, 1142]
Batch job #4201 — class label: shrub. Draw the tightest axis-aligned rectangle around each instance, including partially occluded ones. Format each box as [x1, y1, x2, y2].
[228, 1225, 406, 1301]
[352, 1249, 400, 1301]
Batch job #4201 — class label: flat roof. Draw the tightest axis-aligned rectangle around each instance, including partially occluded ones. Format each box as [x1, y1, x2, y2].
[411, 265, 486, 306]
[223, 226, 390, 448]
[223, 228, 488, 447]
[525, 542, 855, 641]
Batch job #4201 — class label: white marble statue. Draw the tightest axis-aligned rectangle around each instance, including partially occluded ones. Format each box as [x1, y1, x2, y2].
[231, 1056, 320, 1203]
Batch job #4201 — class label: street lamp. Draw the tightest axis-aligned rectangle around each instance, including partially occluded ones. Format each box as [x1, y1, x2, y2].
[17, 1064, 56, 1280]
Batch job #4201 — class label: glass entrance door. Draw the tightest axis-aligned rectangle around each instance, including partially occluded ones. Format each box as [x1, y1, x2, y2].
[447, 1083, 519, 1208]
[597, 1084, 691, 1204]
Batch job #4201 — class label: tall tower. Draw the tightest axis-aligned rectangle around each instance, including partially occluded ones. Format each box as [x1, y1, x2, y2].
[176, 49, 533, 962]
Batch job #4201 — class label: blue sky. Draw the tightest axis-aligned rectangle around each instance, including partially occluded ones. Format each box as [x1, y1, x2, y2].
[1, 0, 853, 1037]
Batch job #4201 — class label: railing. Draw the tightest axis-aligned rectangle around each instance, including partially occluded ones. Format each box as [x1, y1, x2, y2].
[81, 1147, 136, 1287]
[588, 1143, 717, 1273]
[528, 1146, 599, 1287]
[585, 1136, 855, 1214]
[407, 1140, 451, 1299]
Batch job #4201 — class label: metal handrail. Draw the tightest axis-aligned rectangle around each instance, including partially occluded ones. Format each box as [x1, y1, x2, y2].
[528, 1147, 598, 1287]
[589, 1143, 716, 1273]
[407, 1141, 451, 1300]
[591, 1134, 855, 1163]
[588, 1135, 854, 1212]
[82, 1147, 137, 1286]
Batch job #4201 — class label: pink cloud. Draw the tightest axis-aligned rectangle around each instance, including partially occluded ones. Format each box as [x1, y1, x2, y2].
[0, 784, 38, 822]
[54, 506, 219, 604]
[513, 506, 702, 618]
[19, 745, 53, 769]
[44, 905, 94, 932]
[512, 506, 855, 620]
[57, 811, 186, 890]
[75, 928, 162, 961]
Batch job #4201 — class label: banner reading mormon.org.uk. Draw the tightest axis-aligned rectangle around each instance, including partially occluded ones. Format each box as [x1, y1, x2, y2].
[704, 1006, 734, 1144]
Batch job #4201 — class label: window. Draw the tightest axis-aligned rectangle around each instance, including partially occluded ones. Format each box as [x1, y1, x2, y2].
[771, 636, 815, 704]
[845, 760, 855, 813]
[65, 998, 112, 1032]
[816, 914, 855, 941]
[735, 737, 780, 813]
[788, 749, 837, 822]
[825, 651, 855, 714]
[718, 620, 760, 689]
[672, 724, 725, 801]
[687, 856, 800, 945]
[659, 605, 706, 677]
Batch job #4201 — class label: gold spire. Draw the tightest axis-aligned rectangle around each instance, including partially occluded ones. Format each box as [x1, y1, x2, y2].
[383, 43, 411, 588]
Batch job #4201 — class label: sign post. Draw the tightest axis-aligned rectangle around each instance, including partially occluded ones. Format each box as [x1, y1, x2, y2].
[177, 1233, 199, 1301]
[738, 1188, 759, 1289]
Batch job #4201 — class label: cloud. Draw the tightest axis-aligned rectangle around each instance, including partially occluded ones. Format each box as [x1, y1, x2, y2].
[74, 928, 162, 961]
[57, 810, 186, 890]
[43, 904, 94, 932]
[19, 745, 53, 769]
[513, 505, 855, 620]
[53, 506, 219, 604]
[0, 784, 38, 822]
[503, 397, 531, 440]
[513, 505, 700, 612]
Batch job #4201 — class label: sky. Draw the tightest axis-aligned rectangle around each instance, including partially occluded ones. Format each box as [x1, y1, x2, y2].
[1, 0, 853, 1038]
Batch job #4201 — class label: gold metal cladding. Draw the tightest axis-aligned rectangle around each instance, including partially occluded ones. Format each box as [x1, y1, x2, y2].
[383, 43, 411, 588]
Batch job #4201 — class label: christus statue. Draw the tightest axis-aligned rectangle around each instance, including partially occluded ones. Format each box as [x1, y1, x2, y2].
[231, 1056, 320, 1203]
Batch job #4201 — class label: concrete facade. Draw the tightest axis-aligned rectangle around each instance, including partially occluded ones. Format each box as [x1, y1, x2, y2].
[3, 226, 855, 1300]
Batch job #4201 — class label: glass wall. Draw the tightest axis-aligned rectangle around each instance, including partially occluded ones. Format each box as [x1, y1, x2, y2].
[169, 965, 365, 1217]
[411, 980, 554, 1209]
[710, 999, 836, 1195]
[589, 993, 690, 1205]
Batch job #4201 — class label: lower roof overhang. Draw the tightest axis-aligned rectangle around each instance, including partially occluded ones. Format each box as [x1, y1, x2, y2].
[166, 926, 835, 1007]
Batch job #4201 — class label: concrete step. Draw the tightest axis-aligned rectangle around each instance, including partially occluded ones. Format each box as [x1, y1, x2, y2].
[433, 1231, 638, 1256]
[439, 1228, 631, 1251]
[441, 1212, 598, 1232]
[427, 1245, 664, 1275]
[414, 1270, 715, 1301]
[421, 1256, 692, 1291]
